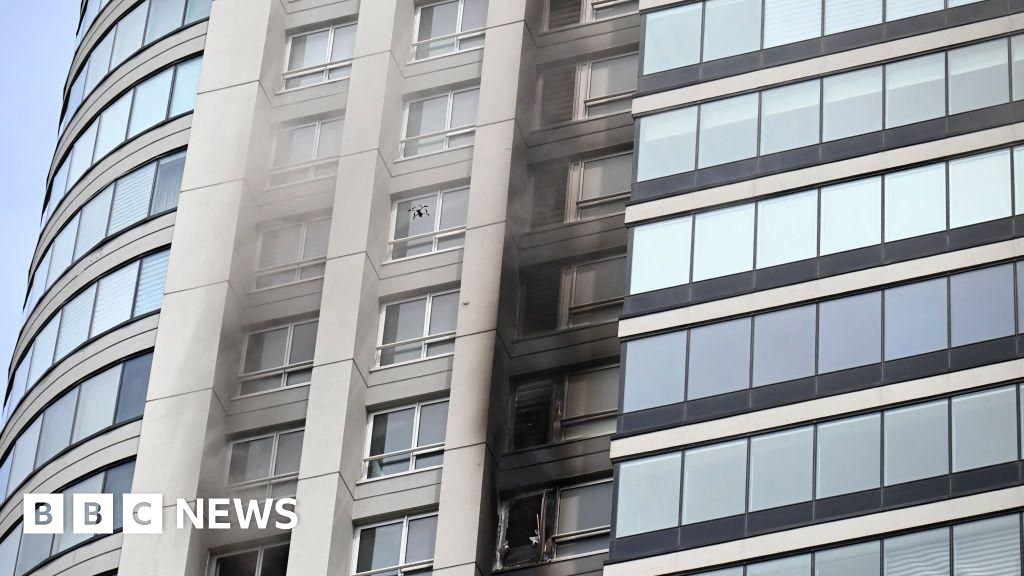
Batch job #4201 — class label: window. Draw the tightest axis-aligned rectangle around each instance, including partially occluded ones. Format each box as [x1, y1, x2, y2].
[885, 53, 946, 128]
[703, 0, 761, 61]
[698, 93, 759, 168]
[816, 542, 880, 576]
[630, 217, 692, 294]
[583, 53, 638, 117]
[389, 187, 468, 260]
[354, 514, 438, 575]
[819, 177, 881, 255]
[948, 149, 1012, 229]
[823, 67, 883, 141]
[146, 0, 188, 42]
[573, 152, 632, 220]
[128, 68, 174, 137]
[94, 95, 131, 160]
[615, 453, 680, 537]
[1015, 36, 1024, 101]
[552, 480, 612, 558]
[214, 543, 290, 576]
[365, 400, 448, 479]
[950, 264, 1014, 347]
[953, 515, 1021, 575]
[951, 386, 1017, 472]
[760, 80, 820, 155]
[883, 163, 946, 241]
[884, 400, 949, 485]
[748, 555, 811, 576]
[752, 304, 816, 387]
[623, 332, 685, 412]
[253, 218, 330, 290]
[402, 88, 479, 157]
[748, 427, 813, 511]
[239, 320, 318, 395]
[764, 0, 820, 48]
[637, 107, 697, 181]
[270, 117, 344, 186]
[228, 428, 304, 498]
[283, 23, 357, 89]
[692, 204, 755, 281]
[687, 318, 751, 400]
[682, 440, 747, 524]
[413, 0, 487, 60]
[948, 39, 1009, 114]
[545, 0, 639, 29]
[643, 4, 701, 74]
[378, 291, 459, 366]
[510, 365, 619, 448]
[883, 278, 948, 360]
[561, 255, 625, 327]
[816, 414, 880, 498]
[884, 528, 950, 576]
[756, 189, 817, 268]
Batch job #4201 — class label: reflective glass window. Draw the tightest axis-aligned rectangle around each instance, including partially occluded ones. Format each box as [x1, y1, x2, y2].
[630, 217, 692, 294]
[749, 427, 813, 511]
[948, 39, 1009, 114]
[756, 189, 817, 268]
[950, 264, 1015, 347]
[884, 400, 949, 485]
[643, 5, 702, 74]
[692, 204, 755, 281]
[816, 414, 881, 498]
[818, 292, 882, 373]
[823, 67, 883, 141]
[820, 177, 881, 255]
[760, 80, 820, 155]
[884, 528, 950, 576]
[623, 331, 686, 412]
[948, 149, 1012, 229]
[885, 53, 946, 128]
[951, 386, 1018, 472]
[687, 318, 751, 400]
[637, 108, 697, 181]
[764, 0, 820, 48]
[752, 305, 816, 387]
[698, 94, 759, 168]
[883, 278, 948, 361]
[703, 0, 762, 61]
[884, 164, 946, 242]
[616, 453, 681, 537]
[682, 440, 747, 524]
[953, 515, 1021, 575]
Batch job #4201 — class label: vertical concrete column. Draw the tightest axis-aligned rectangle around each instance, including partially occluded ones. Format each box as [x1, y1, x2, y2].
[286, 2, 401, 575]
[432, 3, 528, 576]
[118, 1, 276, 574]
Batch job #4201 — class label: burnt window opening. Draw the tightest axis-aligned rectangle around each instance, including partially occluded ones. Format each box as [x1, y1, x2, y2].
[509, 365, 619, 451]
[518, 254, 626, 337]
[496, 479, 613, 569]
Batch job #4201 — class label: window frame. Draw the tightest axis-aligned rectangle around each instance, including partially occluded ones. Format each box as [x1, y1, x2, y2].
[211, 541, 290, 576]
[268, 116, 345, 187]
[361, 398, 449, 481]
[351, 512, 439, 576]
[566, 151, 633, 222]
[578, 52, 639, 119]
[509, 363, 620, 450]
[550, 478, 613, 558]
[375, 289, 460, 368]
[237, 318, 319, 396]
[386, 186, 469, 262]
[251, 216, 331, 291]
[543, 0, 639, 31]
[399, 87, 479, 158]
[225, 427, 305, 497]
[410, 0, 487, 62]
[559, 254, 627, 328]
[281, 22, 357, 91]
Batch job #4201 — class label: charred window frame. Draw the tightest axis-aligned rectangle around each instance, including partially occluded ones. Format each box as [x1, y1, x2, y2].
[509, 364, 619, 450]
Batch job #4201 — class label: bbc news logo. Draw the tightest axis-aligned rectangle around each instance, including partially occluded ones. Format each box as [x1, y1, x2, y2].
[23, 495, 297, 534]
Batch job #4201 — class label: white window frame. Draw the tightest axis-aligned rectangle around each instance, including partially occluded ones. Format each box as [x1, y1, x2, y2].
[577, 52, 638, 119]
[282, 22, 357, 91]
[375, 290, 459, 367]
[558, 255, 626, 328]
[543, 0, 638, 31]
[564, 151, 632, 222]
[225, 427, 304, 498]
[410, 0, 486, 62]
[362, 398, 448, 481]
[399, 87, 478, 158]
[252, 217, 330, 291]
[352, 512, 438, 576]
[237, 319, 318, 396]
[551, 478, 613, 559]
[387, 187, 469, 261]
[210, 542, 290, 576]
[558, 364, 619, 440]
[268, 116, 344, 187]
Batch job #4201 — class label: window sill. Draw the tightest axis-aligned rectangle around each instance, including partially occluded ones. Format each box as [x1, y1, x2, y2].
[356, 463, 444, 485]
[406, 44, 484, 65]
[370, 352, 455, 372]
[383, 244, 465, 265]
[275, 75, 350, 96]
[395, 142, 474, 163]
[232, 380, 311, 401]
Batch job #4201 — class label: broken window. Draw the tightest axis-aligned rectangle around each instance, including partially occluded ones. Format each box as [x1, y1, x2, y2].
[509, 365, 619, 450]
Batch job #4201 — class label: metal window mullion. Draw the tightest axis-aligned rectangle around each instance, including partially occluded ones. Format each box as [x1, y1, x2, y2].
[399, 516, 411, 565]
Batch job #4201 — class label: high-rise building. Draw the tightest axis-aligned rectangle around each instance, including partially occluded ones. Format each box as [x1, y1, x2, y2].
[612, 0, 1024, 575]
[2, 1, 638, 575]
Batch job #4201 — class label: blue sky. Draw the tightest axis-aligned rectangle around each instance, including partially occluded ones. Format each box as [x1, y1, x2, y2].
[0, 2, 78, 372]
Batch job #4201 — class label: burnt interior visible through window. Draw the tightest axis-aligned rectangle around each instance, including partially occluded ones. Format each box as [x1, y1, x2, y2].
[499, 493, 549, 567]
[511, 381, 554, 450]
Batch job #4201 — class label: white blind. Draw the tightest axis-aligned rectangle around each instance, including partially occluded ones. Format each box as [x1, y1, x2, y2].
[109, 162, 155, 234]
[46, 215, 79, 288]
[824, 0, 882, 34]
[55, 285, 96, 360]
[133, 251, 170, 316]
[29, 314, 61, 385]
[74, 186, 113, 260]
[91, 262, 139, 336]
[764, 0, 821, 49]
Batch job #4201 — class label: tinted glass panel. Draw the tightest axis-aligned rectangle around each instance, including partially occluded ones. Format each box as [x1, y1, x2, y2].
[145, 0, 187, 43]
[91, 262, 139, 335]
[170, 57, 202, 116]
[816, 414, 881, 498]
[356, 521, 402, 571]
[35, 389, 78, 465]
[823, 65, 883, 141]
[818, 292, 881, 373]
[631, 217, 692, 294]
[760, 81, 820, 155]
[643, 5, 701, 74]
[637, 108, 696, 181]
[756, 190, 817, 268]
[953, 515, 1021, 575]
[116, 353, 153, 422]
[616, 453, 681, 537]
[405, 516, 438, 563]
[820, 177, 881, 255]
[128, 68, 173, 137]
[748, 555, 812, 576]
[623, 331, 686, 412]
[112, 4, 147, 66]
[698, 94, 758, 168]
[682, 440, 747, 524]
[950, 264, 1014, 347]
[885, 53, 946, 128]
[687, 318, 750, 400]
[951, 386, 1017, 472]
[559, 482, 613, 532]
[884, 164, 946, 242]
[692, 204, 755, 281]
[948, 149, 1012, 229]
[72, 365, 121, 442]
[753, 305, 816, 387]
[229, 436, 273, 483]
[883, 278, 948, 360]
[764, 0, 820, 48]
[884, 528, 950, 576]
[94, 94, 131, 159]
[884, 400, 949, 485]
[749, 427, 813, 511]
[816, 542, 881, 576]
[948, 39, 1009, 115]
[703, 0, 761, 61]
